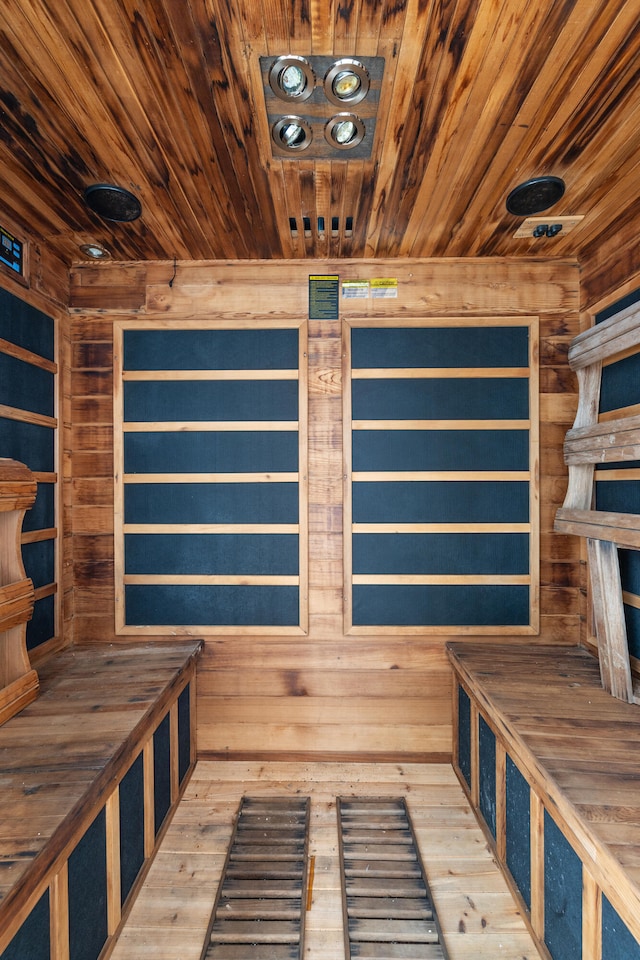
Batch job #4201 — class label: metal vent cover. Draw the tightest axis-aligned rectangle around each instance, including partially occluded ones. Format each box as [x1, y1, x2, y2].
[288, 215, 354, 238]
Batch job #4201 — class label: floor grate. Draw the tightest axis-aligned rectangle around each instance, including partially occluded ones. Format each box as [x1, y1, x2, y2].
[202, 796, 310, 960]
[337, 797, 449, 959]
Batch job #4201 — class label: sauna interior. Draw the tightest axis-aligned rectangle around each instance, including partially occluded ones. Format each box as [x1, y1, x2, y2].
[1, 2, 640, 959]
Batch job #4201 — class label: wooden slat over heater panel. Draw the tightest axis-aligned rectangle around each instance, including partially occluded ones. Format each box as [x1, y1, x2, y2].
[113, 320, 309, 635]
[0, 287, 58, 656]
[343, 317, 540, 635]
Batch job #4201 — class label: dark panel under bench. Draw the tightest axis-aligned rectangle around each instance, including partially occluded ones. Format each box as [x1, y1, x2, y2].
[448, 641, 640, 960]
[0, 640, 202, 960]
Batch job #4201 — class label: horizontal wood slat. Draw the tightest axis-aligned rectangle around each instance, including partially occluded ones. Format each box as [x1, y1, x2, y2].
[352, 420, 530, 431]
[123, 421, 299, 432]
[564, 412, 640, 464]
[568, 303, 640, 370]
[555, 508, 640, 549]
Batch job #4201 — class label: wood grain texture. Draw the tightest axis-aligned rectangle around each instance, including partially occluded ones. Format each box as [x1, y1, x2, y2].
[0, 0, 637, 276]
[67, 257, 581, 759]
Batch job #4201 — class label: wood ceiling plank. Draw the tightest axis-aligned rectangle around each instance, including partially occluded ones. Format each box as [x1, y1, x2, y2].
[307, 0, 333, 56]
[0, 0, 637, 266]
[260, 0, 296, 55]
[99, 0, 241, 258]
[313, 164, 332, 258]
[363, 0, 457, 257]
[35, 1, 202, 256]
[332, 0, 363, 56]
[0, 11, 131, 240]
[327, 161, 349, 259]
[397, 0, 578, 259]
[193, 0, 286, 258]
[459, 0, 637, 258]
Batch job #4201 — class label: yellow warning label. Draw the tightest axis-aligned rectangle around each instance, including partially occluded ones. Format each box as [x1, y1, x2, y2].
[370, 278, 398, 298]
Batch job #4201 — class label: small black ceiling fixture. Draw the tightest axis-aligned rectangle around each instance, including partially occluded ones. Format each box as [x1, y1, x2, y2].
[506, 176, 565, 216]
[84, 183, 142, 222]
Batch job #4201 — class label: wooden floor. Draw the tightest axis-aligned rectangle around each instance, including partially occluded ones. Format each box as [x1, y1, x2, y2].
[110, 761, 542, 960]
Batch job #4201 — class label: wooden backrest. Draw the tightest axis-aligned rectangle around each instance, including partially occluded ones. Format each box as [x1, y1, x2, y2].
[555, 301, 640, 701]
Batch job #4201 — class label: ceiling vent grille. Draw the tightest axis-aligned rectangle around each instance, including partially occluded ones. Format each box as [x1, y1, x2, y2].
[288, 216, 354, 239]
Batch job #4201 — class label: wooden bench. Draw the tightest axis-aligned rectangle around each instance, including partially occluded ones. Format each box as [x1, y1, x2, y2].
[448, 641, 640, 960]
[0, 639, 201, 960]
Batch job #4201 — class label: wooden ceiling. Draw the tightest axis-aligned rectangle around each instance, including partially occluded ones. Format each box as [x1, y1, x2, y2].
[0, 0, 638, 265]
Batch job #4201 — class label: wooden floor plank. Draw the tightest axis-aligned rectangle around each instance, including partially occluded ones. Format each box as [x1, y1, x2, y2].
[110, 762, 541, 960]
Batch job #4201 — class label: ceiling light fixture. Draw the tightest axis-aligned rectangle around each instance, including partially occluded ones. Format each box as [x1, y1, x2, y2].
[271, 116, 313, 152]
[324, 114, 365, 150]
[84, 183, 142, 222]
[324, 58, 370, 106]
[79, 242, 111, 260]
[269, 55, 315, 102]
[261, 54, 382, 159]
[506, 176, 565, 216]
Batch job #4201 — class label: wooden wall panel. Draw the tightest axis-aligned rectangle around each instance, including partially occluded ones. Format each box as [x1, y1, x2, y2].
[68, 257, 581, 759]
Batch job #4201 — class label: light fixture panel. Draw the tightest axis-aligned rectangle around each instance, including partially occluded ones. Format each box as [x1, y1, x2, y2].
[79, 242, 112, 260]
[260, 54, 384, 159]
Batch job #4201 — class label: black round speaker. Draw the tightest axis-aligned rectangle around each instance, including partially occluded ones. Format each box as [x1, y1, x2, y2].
[506, 176, 565, 216]
[84, 183, 142, 222]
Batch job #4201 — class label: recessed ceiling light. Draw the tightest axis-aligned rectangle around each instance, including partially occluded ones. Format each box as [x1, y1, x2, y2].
[506, 176, 565, 216]
[79, 242, 111, 260]
[271, 116, 313, 151]
[324, 114, 365, 150]
[84, 183, 142, 222]
[324, 59, 369, 106]
[269, 56, 315, 102]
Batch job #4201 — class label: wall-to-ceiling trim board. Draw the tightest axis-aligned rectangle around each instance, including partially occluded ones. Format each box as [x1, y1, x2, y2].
[113, 319, 308, 635]
[343, 317, 540, 634]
